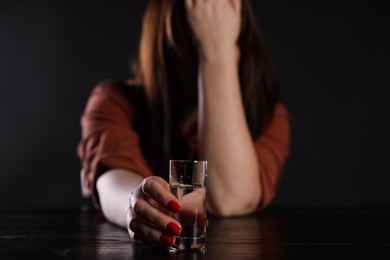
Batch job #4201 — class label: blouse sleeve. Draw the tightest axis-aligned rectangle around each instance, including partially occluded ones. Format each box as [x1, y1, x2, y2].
[255, 103, 291, 210]
[77, 80, 153, 209]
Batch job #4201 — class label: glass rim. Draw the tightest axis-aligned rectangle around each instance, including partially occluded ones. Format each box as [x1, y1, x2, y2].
[169, 160, 207, 164]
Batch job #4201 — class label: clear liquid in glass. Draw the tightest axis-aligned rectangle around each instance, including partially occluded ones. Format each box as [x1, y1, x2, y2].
[169, 185, 207, 252]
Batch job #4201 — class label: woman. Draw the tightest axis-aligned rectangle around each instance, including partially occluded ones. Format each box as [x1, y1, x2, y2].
[78, 0, 290, 248]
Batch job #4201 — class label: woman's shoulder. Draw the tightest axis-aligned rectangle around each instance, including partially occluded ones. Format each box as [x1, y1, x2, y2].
[91, 79, 144, 97]
[273, 102, 290, 118]
[90, 78, 147, 106]
[83, 79, 148, 120]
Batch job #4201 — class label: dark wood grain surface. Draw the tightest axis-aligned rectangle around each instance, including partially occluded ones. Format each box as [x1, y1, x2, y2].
[1, 207, 389, 259]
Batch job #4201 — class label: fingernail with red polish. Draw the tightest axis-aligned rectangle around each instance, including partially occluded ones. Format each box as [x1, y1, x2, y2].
[160, 233, 175, 246]
[167, 200, 181, 213]
[167, 222, 182, 236]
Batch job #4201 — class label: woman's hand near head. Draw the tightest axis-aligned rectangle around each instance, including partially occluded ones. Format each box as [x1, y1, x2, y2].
[184, 0, 241, 61]
[127, 176, 182, 248]
[186, 1, 262, 217]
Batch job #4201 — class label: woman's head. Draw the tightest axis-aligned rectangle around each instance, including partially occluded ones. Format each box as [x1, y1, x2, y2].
[136, 0, 279, 154]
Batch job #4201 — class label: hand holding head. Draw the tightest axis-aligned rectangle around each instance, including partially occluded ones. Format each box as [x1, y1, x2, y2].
[184, 0, 242, 60]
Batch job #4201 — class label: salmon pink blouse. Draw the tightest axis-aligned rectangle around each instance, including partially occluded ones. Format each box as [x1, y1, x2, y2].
[77, 80, 290, 211]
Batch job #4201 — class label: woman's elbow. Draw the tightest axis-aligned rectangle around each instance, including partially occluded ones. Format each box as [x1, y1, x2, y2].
[206, 193, 262, 218]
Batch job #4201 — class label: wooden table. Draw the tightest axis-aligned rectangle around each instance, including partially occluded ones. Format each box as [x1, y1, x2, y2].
[1, 207, 389, 259]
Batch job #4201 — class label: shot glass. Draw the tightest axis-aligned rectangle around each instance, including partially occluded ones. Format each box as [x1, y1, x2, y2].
[169, 160, 207, 252]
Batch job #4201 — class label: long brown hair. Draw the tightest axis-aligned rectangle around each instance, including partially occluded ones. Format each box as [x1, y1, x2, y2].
[135, 0, 279, 160]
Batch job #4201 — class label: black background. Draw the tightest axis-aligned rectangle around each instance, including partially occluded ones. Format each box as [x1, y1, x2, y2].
[0, 1, 389, 210]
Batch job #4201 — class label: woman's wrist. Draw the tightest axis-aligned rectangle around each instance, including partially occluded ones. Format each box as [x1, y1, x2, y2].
[198, 46, 237, 64]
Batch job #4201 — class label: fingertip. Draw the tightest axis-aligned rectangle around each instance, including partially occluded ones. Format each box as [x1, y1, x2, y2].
[160, 233, 175, 246]
[167, 200, 181, 213]
[167, 222, 182, 236]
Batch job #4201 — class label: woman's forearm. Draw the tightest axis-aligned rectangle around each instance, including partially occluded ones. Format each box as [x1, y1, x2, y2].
[96, 169, 144, 228]
[198, 53, 261, 217]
